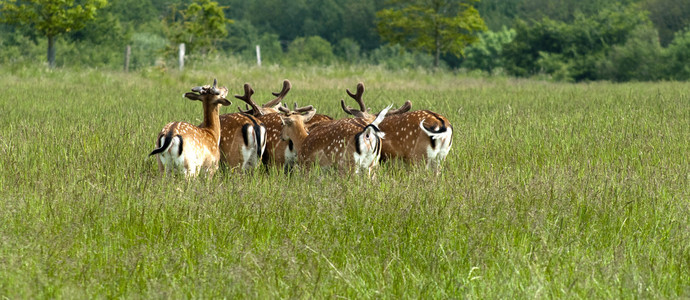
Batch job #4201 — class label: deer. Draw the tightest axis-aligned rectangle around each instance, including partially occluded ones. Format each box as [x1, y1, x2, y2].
[340, 82, 453, 172]
[234, 80, 333, 168]
[149, 79, 231, 178]
[278, 103, 393, 177]
[215, 85, 268, 171]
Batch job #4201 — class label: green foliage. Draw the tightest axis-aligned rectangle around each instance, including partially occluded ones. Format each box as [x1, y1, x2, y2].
[235, 0, 384, 51]
[376, 0, 486, 67]
[163, 0, 232, 56]
[286, 36, 335, 65]
[503, 5, 652, 81]
[461, 26, 515, 73]
[641, 0, 690, 46]
[665, 28, 690, 80]
[0, 26, 43, 64]
[0, 0, 107, 37]
[596, 25, 664, 82]
[0, 0, 107, 67]
[130, 32, 168, 69]
[335, 38, 362, 63]
[367, 44, 437, 70]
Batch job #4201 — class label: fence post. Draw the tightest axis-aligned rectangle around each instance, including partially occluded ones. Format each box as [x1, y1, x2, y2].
[256, 45, 261, 67]
[124, 45, 131, 72]
[179, 43, 185, 71]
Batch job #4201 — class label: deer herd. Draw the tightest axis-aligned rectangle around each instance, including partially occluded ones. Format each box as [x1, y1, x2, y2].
[149, 79, 453, 178]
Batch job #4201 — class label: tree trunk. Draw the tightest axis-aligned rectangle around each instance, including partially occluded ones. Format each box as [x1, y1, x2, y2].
[47, 35, 56, 68]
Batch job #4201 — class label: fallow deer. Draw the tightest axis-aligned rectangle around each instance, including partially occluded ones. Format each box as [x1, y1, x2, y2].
[279, 103, 392, 177]
[235, 80, 333, 168]
[149, 79, 231, 177]
[215, 85, 267, 170]
[340, 82, 453, 171]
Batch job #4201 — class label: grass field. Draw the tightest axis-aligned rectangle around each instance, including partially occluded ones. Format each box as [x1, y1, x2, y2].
[0, 62, 688, 298]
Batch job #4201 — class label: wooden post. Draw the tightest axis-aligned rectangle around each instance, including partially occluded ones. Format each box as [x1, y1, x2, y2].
[124, 45, 131, 72]
[179, 43, 185, 71]
[256, 45, 261, 67]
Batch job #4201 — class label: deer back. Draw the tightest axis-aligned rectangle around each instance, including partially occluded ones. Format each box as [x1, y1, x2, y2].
[298, 118, 370, 166]
[378, 110, 452, 162]
[217, 112, 266, 168]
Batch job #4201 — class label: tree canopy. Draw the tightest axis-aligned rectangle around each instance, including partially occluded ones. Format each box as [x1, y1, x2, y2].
[376, 0, 486, 67]
[0, 0, 107, 67]
[1, 0, 690, 82]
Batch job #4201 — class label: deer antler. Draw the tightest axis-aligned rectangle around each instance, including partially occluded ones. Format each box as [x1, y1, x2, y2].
[278, 103, 291, 115]
[264, 79, 292, 109]
[210, 78, 221, 95]
[234, 83, 263, 116]
[293, 102, 314, 113]
[341, 82, 368, 117]
[385, 100, 412, 115]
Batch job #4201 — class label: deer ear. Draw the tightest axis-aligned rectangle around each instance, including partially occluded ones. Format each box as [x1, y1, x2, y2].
[303, 110, 316, 123]
[184, 92, 203, 101]
[216, 98, 232, 106]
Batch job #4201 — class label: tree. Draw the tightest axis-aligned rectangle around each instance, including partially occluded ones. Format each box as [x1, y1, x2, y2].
[164, 0, 232, 56]
[376, 0, 486, 68]
[502, 4, 651, 81]
[640, 0, 690, 46]
[286, 36, 335, 65]
[0, 0, 107, 68]
[462, 26, 515, 73]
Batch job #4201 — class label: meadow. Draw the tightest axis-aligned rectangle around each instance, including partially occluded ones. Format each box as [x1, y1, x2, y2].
[0, 61, 688, 298]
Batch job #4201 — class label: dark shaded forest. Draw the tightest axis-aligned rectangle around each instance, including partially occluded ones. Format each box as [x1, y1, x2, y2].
[1, 0, 689, 81]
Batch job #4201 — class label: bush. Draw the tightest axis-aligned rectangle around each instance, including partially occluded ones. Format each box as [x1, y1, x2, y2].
[502, 5, 652, 81]
[335, 38, 361, 63]
[462, 27, 515, 74]
[665, 28, 690, 80]
[130, 32, 168, 70]
[285, 36, 335, 65]
[597, 25, 664, 82]
[367, 44, 437, 70]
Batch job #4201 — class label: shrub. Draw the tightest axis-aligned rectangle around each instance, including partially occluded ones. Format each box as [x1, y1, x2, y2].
[285, 36, 335, 65]
[665, 28, 690, 80]
[462, 26, 515, 74]
[335, 38, 361, 63]
[367, 44, 436, 70]
[597, 25, 664, 82]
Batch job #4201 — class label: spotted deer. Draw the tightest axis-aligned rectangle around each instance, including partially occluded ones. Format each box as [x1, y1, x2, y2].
[279, 103, 392, 177]
[149, 79, 231, 177]
[215, 85, 267, 170]
[341, 82, 453, 171]
[235, 80, 333, 168]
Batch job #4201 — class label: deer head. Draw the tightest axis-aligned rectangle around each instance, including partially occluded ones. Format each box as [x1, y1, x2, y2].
[278, 103, 316, 142]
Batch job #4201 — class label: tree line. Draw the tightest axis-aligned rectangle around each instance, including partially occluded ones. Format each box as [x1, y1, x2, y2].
[1, 0, 689, 81]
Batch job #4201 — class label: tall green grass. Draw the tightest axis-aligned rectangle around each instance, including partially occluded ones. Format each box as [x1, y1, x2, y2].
[0, 63, 688, 298]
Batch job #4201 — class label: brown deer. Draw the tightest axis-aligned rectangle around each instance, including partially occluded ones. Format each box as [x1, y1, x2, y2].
[215, 85, 267, 170]
[235, 80, 333, 168]
[340, 82, 453, 171]
[279, 103, 392, 177]
[149, 79, 231, 177]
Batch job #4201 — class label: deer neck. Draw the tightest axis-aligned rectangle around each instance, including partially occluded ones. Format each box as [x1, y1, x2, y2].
[200, 102, 222, 140]
[286, 122, 309, 153]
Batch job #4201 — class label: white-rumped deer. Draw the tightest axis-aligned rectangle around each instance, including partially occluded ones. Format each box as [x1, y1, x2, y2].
[279, 103, 392, 177]
[215, 84, 267, 170]
[235, 80, 333, 168]
[149, 79, 231, 177]
[340, 82, 453, 171]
